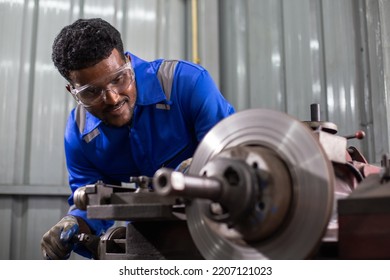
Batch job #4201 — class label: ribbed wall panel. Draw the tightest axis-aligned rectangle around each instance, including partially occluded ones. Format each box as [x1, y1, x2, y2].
[219, 0, 389, 163]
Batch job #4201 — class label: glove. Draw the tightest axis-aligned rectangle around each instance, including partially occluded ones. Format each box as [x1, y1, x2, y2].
[41, 215, 79, 260]
[175, 158, 193, 174]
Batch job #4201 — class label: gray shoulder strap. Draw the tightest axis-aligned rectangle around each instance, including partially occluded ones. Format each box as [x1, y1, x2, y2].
[156, 60, 178, 110]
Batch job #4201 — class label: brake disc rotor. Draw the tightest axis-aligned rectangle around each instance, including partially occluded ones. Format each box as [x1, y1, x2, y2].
[187, 109, 334, 259]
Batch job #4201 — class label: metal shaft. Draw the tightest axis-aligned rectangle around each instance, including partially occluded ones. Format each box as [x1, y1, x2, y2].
[310, 103, 320, 121]
[153, 168, 223, 200]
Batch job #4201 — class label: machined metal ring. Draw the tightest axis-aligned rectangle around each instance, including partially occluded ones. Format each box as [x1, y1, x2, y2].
[186, 109, 334, 259]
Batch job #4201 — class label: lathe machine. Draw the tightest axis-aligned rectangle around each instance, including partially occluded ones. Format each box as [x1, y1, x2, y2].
[73, 104, 389, 260]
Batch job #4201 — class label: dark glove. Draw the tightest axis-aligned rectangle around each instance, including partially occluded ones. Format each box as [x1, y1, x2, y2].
[41, 215, 79, 260]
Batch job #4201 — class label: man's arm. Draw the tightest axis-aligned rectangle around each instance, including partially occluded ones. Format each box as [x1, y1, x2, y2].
[41, 113, 112, 260]
[183, 67, 235, 141]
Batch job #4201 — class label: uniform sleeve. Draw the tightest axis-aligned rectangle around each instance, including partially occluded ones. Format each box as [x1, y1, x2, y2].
[64, 113, 114, 236]
[184, 68, 235, 141]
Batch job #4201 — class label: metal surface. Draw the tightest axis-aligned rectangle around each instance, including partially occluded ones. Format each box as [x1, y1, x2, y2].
[186, 109, 334, 259]
[154, 146, 294, 243]
[97, 222, 202, 260]
[74, 181, 181, 221]
[338, 155, 390, 259]
[302, 103, 338, 134]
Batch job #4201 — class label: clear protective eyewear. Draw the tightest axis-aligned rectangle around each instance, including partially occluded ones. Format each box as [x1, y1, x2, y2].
[69, 61, 135, 107]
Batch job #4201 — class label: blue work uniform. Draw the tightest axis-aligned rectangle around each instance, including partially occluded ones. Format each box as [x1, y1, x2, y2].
[65, 53, 235, 239]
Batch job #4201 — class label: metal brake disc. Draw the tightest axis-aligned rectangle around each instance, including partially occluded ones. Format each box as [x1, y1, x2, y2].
[187, 109, 334, 259]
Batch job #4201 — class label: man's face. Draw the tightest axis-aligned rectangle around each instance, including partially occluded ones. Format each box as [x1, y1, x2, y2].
[68, 49, 137, 127]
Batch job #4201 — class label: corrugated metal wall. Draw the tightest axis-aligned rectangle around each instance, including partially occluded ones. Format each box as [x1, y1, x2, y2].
[0, 0, 388, 259]
[219, 0, 390, 163]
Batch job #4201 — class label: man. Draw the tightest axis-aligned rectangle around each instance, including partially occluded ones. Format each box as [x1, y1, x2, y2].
[41, 18, 235, 259]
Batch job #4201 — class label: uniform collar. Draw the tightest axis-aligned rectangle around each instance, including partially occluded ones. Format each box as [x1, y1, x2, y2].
[128, 52, 167, 106]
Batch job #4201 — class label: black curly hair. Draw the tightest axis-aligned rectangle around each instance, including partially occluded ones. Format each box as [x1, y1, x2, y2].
[52, 18, 125, 80]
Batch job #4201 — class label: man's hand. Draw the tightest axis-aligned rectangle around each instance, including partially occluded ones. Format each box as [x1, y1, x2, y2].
[41, 215, 79, 260]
